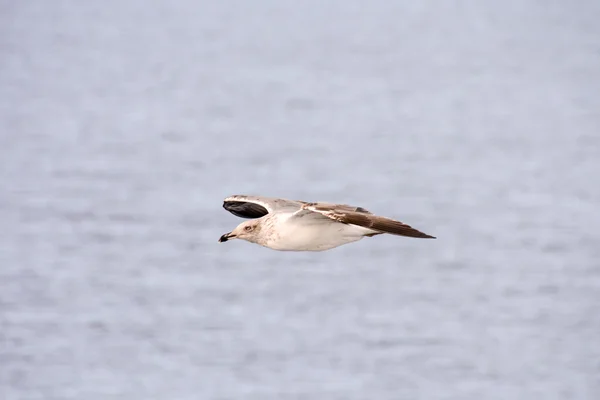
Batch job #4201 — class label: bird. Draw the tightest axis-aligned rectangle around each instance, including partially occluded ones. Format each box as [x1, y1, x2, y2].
[218, 195, 435, 251]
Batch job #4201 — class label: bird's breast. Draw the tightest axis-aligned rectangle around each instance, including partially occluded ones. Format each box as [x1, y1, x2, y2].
[263, 217, 365, 251]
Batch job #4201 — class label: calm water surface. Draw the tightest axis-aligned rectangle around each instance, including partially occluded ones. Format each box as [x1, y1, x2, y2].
[1, 1, 600, 399]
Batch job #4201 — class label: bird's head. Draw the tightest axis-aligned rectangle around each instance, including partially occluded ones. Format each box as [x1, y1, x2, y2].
[218, 220, 262, 244]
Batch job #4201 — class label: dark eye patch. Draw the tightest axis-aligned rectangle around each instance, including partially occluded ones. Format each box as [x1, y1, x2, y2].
[223, 201, 269, 219]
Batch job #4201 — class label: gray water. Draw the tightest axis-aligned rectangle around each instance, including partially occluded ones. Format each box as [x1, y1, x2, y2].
[2, 1, 600, 399]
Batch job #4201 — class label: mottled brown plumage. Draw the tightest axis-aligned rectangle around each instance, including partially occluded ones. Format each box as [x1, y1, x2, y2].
[301, 203, 435, 239]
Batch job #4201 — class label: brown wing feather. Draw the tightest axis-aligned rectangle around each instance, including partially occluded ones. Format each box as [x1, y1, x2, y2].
[301, 202, 371, 214]
[300, 202, 435, 239]
[332, 211, 435, 239]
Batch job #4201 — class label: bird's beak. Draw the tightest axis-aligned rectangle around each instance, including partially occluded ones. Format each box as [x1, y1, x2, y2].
[218, 232, 234, 242]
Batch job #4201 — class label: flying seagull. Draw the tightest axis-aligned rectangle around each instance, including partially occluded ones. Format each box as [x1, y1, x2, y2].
[219, 195, 435, 251]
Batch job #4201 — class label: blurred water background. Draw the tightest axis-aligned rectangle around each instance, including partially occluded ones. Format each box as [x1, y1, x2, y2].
[1, 1, 600, 399]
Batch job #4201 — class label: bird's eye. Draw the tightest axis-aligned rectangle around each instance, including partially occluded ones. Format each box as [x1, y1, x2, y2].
[244, 225, 253, 231]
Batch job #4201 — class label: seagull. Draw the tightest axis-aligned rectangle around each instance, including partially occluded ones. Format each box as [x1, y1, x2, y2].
[218, 195, 435, 251]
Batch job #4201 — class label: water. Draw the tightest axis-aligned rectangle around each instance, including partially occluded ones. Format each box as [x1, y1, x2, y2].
[1, 1, 600, 399]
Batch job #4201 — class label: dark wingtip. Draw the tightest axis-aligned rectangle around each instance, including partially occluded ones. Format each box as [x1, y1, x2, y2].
[417, 232, 436, 239]
[223, 201, 269, 219]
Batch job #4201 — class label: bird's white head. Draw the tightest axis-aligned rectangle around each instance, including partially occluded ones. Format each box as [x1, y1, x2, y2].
[218, 219, 262, 244]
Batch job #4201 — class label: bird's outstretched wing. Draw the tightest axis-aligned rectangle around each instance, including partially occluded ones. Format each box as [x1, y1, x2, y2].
[298, 202, 436, 239]
[222, 195, 304, 219]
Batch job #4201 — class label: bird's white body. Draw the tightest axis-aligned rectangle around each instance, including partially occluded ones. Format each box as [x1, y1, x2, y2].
[260, 213, 371, 251]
